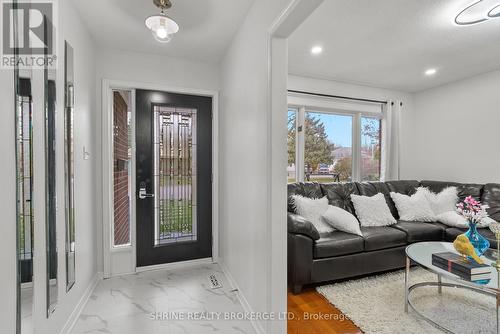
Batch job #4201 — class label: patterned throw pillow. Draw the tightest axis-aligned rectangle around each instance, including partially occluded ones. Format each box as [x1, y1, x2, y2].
[390, 190, 435, 222]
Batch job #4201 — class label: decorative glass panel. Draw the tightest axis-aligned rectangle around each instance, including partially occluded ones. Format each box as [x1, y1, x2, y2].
[153, 106, 197, 245]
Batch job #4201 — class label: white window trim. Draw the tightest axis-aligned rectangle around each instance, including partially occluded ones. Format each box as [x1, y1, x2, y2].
[289, 96, 385, 183]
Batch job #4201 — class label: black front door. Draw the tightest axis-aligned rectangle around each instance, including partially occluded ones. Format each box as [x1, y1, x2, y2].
[136, 90, 212, 267]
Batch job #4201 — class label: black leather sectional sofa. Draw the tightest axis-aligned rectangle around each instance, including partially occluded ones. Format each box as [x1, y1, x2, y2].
[287, 180, 500, 294]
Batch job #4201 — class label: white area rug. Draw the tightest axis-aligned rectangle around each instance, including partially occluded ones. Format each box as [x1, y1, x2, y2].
[317, 268, 495, 334]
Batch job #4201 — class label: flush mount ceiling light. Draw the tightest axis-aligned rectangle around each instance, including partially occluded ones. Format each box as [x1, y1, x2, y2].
[455, 0, 500, 25]
[145, 0, 179, 43]
[488, 4, 500, 17]
[311, 46, 323, 55]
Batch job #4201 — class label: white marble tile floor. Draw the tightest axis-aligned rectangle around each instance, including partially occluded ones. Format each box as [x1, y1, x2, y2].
[71, 264, 256, 334]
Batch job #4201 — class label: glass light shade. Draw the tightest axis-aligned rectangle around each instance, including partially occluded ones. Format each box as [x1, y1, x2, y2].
[145, 14, 179, 43]
[489, 4, 500, 17]
[454, 0, 494, 25]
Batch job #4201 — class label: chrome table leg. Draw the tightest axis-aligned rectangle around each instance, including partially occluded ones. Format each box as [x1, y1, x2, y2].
[405, 256, 410, 313]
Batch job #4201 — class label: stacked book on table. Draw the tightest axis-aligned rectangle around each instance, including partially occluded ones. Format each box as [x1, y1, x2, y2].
[432, 252, 492, 282]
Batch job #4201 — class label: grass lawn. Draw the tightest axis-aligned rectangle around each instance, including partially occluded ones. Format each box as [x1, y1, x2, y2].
[158, 199, 193, 235]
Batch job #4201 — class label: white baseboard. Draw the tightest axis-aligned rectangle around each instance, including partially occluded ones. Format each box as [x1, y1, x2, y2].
[136, 257, 214, 273]
[219, 260, 265, 334]
[59, 273, 100, 334]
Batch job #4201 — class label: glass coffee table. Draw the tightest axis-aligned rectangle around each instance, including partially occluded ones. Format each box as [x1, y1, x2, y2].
[405, 241, 499, 333]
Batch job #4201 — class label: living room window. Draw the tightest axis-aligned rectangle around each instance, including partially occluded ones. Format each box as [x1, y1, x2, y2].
[288, 96, 385, 183]
[304, 111, 353, 182]
[361, 116, 382, 181]
[287, 109, 297, 183]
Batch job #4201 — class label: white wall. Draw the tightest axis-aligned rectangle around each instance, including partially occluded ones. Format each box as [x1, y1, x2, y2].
[0, 45, 17, 334]
[38, 1, 99, 333]
[0, 0, 98, 333]
[410, 69, 500, 183]
[218, 1, 295, 333]
[288, 75, 416, 179]
[96, 49, 220, 91]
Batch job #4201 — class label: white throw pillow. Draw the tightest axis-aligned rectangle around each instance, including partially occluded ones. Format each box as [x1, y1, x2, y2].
[418, 186, 458, 215]
[479, 217, 496, 228]
[321, 205, 362, 236]
[390, 191, 435, 222]
[291, 195, 333, 233]
[436, 211, 468, 228]
[350, 193, 397, 227]
[437, 211, 495, 228]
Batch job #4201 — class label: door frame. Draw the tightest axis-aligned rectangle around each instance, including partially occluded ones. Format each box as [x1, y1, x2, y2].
[101, 79, 219, 278]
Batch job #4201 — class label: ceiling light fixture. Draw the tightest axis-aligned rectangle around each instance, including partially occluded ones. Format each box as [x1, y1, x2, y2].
[311, 46, 323, 55]
[145, 0, 179, 43]
[425, 68, 437, 76]
[488, 4, 500, 17]
[454, 0, 500, 25]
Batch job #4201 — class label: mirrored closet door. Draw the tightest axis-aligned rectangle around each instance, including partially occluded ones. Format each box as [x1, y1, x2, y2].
[65, 41, 76, 291]
[44, 14, 58, 317]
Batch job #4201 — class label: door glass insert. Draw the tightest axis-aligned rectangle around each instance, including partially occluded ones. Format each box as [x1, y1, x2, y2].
[153, 106, 197, 245]
[17, 94, 33, 263]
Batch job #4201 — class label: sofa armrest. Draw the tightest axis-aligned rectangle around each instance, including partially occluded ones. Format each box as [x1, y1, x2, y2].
[288, 233, 314, 294]
[287, 212, 320, 241]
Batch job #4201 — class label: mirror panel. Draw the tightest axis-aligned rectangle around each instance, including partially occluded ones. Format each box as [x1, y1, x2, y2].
[45, 15, 58, 317]
[45, 67, 58, 317]
[64, 41, 76, 291]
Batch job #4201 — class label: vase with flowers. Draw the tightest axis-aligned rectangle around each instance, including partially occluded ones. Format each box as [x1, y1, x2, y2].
[456, 196, 490, 257]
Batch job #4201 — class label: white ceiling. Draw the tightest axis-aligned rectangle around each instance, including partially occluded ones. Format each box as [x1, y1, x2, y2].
[288, 0, 500, 93]
[71, 0, 254, 64]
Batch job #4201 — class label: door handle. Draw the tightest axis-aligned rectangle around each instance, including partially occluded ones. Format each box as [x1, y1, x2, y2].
[138, 187, 155, 200]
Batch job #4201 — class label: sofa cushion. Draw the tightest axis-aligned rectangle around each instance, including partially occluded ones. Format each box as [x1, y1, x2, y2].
[444, 227, 466, 241]
[320, 183, 359, 215]
[356, 182, 399, 219]
[391, 221, 443, 243]
[445, 227, 498, 249]
[427, 221, 449, 232]
[314, 231, 365, 259]
[421, 180, 483, 201]
[386, 180, 420, 196]
[361, 226, 407, 251]
[482, 183, 500, 222]
[479, 228, 498, 249]
[302, 182, 324, 198]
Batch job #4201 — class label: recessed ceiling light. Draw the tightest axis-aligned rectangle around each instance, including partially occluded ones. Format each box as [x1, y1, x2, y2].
[425, 68, 437, 76]
[311, 46, 323, 55]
